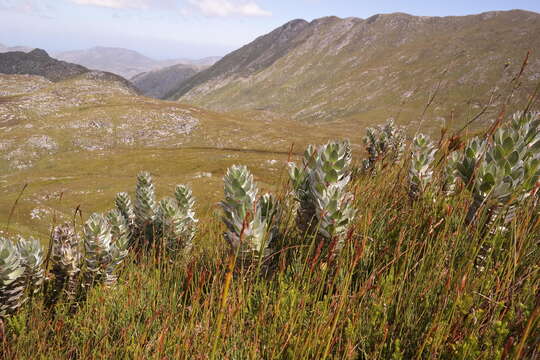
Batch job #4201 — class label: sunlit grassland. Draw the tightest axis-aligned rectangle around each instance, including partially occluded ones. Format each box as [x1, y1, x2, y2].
[2, 159, 538, 359]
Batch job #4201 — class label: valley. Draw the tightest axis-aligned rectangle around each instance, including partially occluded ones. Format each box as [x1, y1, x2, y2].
[0, 5, 539, 358]
[2, 11, 539, 239]
[0, 70, 366, 238]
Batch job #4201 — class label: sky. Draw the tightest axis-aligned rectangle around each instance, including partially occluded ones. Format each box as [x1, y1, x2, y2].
[1, 0, 539, 60]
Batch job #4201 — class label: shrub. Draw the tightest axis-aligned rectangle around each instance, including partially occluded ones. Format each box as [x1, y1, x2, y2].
[83, 213, 129, 288]
[133, 171, 157, 248]
[114, 192, 135, 239]
[46, 224, 82, 307]
[220, 165, 281, 265]
[288, 141, 356, 254]
[0, 238, 26, 318]
[115, 172, 197, 256]
[408, 133, 437, 200]
[446, 111, 540, 228]
[362, 119, 405, 171]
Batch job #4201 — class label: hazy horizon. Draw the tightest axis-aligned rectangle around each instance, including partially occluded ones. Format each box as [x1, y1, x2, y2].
[1, 0, 540, 59]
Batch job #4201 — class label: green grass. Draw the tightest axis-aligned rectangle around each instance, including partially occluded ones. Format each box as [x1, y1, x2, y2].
[0, 71, 374, 238]
[1, 59, 539, 359]
[1, 155, 538, 359]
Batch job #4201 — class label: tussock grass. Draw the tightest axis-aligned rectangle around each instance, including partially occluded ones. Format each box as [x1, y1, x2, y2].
[1, 158, 538, 359]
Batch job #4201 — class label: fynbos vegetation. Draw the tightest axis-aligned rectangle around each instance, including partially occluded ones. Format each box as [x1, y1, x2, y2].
[289, 141, 356, 255]
[0, 111, 538, 359]
[221, 165, 281, 267]
[408, 133, 437, 200]
[362, 119, 405, 172]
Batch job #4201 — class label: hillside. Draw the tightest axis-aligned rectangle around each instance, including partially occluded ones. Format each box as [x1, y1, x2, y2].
[0, 49, 89, 82]
[171, 10, 540, 129]
[131, 63, 200, 99]
[55, 46, 220, 78]
[0, 72, 358, 237]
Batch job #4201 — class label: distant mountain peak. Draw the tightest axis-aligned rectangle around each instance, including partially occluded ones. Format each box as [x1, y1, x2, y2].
[28, 48, 49, 57]
[54, 46, 220, 79]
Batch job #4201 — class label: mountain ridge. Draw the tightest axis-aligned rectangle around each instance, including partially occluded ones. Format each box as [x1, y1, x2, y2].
[170, 9, 540, 128]
[0, 49, 89, 82]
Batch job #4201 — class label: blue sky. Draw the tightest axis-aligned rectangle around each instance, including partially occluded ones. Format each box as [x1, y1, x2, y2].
[1, 0, 539, 59]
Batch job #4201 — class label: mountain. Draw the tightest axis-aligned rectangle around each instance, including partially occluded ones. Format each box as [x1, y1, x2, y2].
[54, 46, 157, 78]
[0, 49, 89, 82]
[0, 43, 34, 53]
[54, 46, 221, 79]
[170, 10, 540, 129]
[0, 48, 138, 91]
[131, 63, 200, 99]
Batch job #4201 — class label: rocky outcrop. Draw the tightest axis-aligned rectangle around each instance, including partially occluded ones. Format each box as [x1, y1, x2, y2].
[0, 49, 89, 82]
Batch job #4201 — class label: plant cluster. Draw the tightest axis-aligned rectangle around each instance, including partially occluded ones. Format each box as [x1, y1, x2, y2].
[288, 141, 356, 254]
[408, 133, 437, 200]
[362, 118, 405, 171]
[0, 111, 538, 359]
[220, 165, 281, 266]
[118, 171, 197, 255]
[0, 237, 43, 317]
[445, 111, 540, 228]
[1, 214, 129, 317]
[1, 172, 197, 319]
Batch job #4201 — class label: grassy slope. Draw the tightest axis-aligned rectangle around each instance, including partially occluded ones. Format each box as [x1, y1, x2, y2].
[176, 11, 540, 128]
[1, 74, 373, 238]
[2, 154, 538, 359]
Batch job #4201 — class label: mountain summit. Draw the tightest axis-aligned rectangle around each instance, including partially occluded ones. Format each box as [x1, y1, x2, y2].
[170, 10, 540, 126]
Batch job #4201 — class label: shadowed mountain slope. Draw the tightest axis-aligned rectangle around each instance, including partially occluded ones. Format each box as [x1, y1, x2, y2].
[0, 49, 89, 82]
[131, 63, 200, 99]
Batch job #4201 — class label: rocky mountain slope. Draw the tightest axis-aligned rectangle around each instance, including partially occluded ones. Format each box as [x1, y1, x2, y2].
[171, 10, 540, 128]
[1, 71, 352, 236]
[0, 49, 89, 82]
[0, 72, 198, 169]
[55, 46, 220, 78]
[131, 63, 200, 99]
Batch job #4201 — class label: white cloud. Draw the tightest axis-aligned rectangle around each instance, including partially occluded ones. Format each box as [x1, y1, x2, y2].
[67, 0, 173, 9]
[0, 0, 54, 17]
[188, 0, 271, 17]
